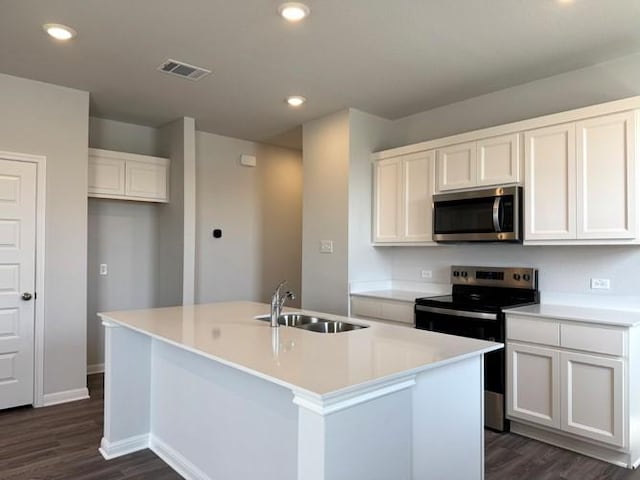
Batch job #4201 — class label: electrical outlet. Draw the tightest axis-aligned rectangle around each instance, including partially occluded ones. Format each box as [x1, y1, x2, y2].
[320, 240, 334, 254]
[99, 264, 108, 276]
[421, 270, 432, 279]
[590, 278, 610, 290]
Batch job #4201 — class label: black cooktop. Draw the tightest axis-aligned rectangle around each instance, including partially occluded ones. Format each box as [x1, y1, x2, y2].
[416, 285, 540, 314]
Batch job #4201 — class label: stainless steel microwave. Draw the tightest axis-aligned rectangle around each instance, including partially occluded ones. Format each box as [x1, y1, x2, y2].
[432, 186, 523, 242]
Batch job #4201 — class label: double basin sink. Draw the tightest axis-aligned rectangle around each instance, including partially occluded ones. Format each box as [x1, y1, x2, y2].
[255, 313, 368, 334]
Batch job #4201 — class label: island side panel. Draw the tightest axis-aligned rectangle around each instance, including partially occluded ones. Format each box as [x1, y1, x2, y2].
[297, 388, 413, 480]
[412, 355, 485, 480]
[100, 321, 152, 459]
[148, 339, 298, 480]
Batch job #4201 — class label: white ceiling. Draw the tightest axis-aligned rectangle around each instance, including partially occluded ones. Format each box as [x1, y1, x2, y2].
[1, 0, 640, 149]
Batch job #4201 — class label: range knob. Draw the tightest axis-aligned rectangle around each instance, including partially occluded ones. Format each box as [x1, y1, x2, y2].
[453, 271, 460, 277]
[513, 273, 521, 281]
[523, 274, 531, 282]
[461, 271, 468, 278]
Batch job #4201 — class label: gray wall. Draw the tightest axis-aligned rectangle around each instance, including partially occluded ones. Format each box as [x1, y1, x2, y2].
[195, 131, 302, 306]
[384, 52, 640, 302]
[390, 52, 640, 148]
[0, 73, 89, 396]
[348, 110, 395, 285]
[87, 117, 166, 368]
[301, 110, 350, 315]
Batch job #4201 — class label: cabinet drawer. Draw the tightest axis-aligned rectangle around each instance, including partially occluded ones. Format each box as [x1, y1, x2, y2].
[350, 297, 415, 325]
[350, 297, 382, 318]
[561, 323, 625, 357]
[507, 316, 560, 346]
[380, 301, 414, 325]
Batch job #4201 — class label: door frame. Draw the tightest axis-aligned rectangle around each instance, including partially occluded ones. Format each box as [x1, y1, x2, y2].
[0, 150, 46, 407]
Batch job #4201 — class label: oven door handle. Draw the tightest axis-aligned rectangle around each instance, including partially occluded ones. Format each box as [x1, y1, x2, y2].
[492, 196, 502, 232]
[415, 305, 499, 321]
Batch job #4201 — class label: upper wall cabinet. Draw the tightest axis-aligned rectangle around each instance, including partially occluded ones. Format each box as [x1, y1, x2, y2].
[88, 148, 170, 203]
[525, 111, 636, 243]
[436, 133, 521, 192]
[373, 151, 435, 244]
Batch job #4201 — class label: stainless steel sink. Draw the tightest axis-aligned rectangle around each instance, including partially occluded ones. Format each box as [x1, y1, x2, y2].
[255, 313, 368, 333]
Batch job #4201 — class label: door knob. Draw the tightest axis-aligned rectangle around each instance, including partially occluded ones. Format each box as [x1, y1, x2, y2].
[21, 292, 33, 301]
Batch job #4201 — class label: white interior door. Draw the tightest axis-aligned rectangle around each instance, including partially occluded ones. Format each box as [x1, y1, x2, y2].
[0, 159, 36, 409]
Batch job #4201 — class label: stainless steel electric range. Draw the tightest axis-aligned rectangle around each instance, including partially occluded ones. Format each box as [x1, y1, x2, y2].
[414, 266, 539, 432]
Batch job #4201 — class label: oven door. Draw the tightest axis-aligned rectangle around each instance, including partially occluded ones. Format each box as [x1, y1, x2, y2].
[432, 186, 520, 242]
[415, 305, 507, 431]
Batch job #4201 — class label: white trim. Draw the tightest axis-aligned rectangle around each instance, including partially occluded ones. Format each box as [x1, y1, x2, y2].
[89, 147, 168, 165]
[99, 434, 149, 460]
[150, 435, 211, 480]
[373, 96, 640, 160]
[293, 375, 416, 415]
[43, 387, 89, 406]
[182, 117, 196, 305]
[0, 150, 47, 408]
[87, 363, 105, 375]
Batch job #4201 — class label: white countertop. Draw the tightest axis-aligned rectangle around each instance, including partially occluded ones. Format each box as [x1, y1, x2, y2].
[99, 301, 500, 398]
[349, 281, 451, 303]
[505, 303, 640, 327]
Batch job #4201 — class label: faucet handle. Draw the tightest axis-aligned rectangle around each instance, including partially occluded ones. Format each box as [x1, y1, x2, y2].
[285, 291, 295, 301]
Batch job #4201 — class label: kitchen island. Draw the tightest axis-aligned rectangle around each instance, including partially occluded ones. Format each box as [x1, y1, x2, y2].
[98, 301, 501, 480]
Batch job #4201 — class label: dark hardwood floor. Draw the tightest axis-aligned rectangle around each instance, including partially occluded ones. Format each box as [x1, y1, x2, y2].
[0, 374, 638, 479]
[0, 374, 179, 480]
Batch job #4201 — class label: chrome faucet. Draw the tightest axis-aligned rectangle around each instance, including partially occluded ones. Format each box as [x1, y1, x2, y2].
[270, 280, 295, 327]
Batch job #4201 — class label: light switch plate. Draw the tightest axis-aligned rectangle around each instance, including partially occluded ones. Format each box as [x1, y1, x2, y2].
[320, 240, 334, 254]
[421, 270, 432, 279]
[99, 264, 108, 276]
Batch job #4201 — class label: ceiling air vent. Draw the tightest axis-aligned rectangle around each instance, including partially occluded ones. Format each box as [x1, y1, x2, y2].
[157, 59, 212, 81]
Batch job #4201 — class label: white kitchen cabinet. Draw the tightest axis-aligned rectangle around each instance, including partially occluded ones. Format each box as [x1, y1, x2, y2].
[373, 151, 435, 244]
[505, 311, 637, 466]
[89, 149, 169, 203]
[350, 296, 414, 326]
[436, 141, 476, 191]
[436, 134, 521, 192]
[576, 111, 636, 239]
[506, 342, 561, 429]
[560, 351, 624, 447]
[525, 111, 637, 243]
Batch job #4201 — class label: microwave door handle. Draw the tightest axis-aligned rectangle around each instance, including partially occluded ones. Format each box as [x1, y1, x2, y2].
[492, 197, 502, 232]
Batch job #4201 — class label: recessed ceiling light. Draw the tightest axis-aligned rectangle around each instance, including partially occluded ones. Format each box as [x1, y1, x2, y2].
[278, 2, 311, 22]
[43, 23, 77, 40]
[286, 96, 306, 107]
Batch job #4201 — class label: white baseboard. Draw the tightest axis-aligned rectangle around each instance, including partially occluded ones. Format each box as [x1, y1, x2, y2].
[150, 435, 211, 480]
[87, 363, 105, 375]
[42, 387, 90, 407]
[99, 434, 149, 460]
[511, 421, 633, 468]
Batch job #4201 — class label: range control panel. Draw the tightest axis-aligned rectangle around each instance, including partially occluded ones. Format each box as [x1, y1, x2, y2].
[451, 266, 538, 289]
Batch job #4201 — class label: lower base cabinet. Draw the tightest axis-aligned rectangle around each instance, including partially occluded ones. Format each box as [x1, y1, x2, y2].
[507, 343, 624, 447]
[506, 312, 636, 467]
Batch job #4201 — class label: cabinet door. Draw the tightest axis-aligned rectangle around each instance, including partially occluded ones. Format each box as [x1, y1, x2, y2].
[524, 123, 576, 240]
[88, 156, 125, 196]
[560, 352, 625, 447]
[477, 134, 521, 187]
[576, 111, 636, 239]
[373, 158, 402, 242]
[125, 160, 168, 201]
[506, 343, 561, 428]
[402, 151, 435, 242]
[436, 141, 477, 192]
